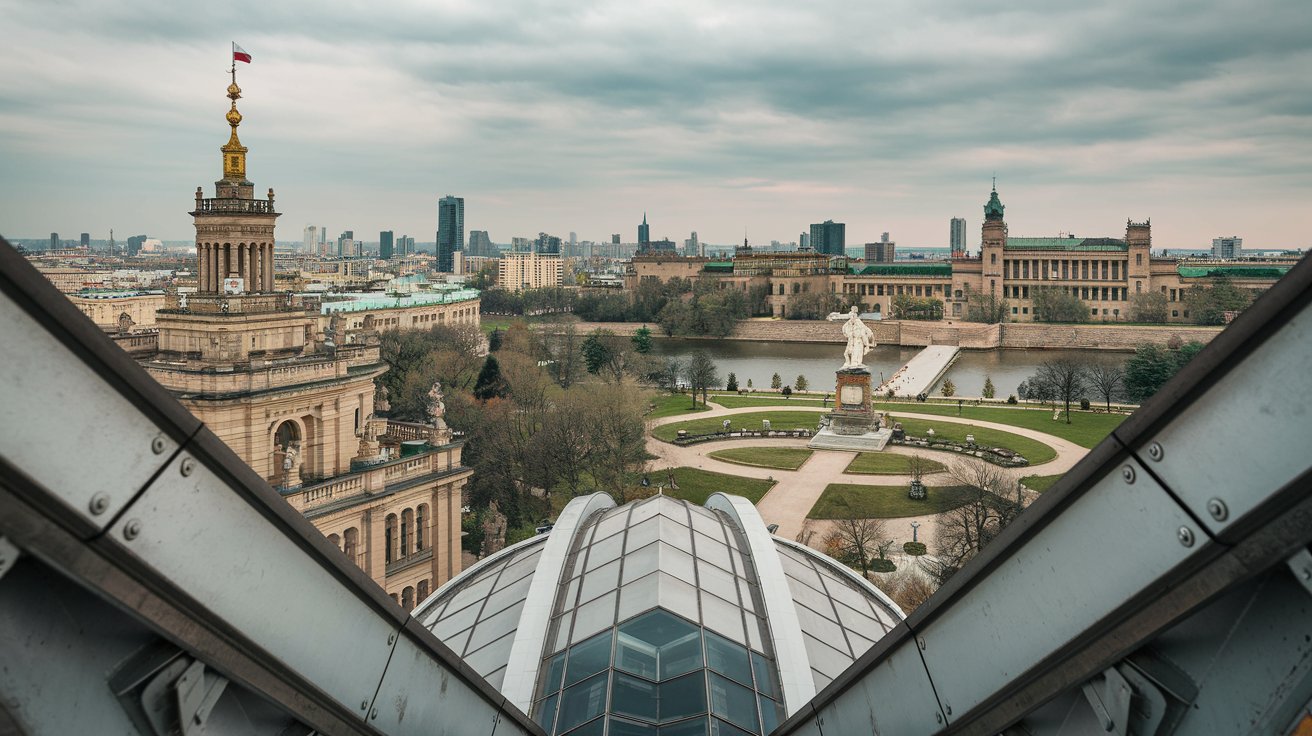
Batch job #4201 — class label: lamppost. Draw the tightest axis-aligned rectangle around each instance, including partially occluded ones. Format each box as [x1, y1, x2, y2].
[910, 521, 921, 543]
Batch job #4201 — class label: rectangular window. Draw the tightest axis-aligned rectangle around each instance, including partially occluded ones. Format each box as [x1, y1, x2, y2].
[1081, 261, 1089, 280]
[1022, 260, 1030, 279]
[1102, 261, 1109, 280]
[991, 253, 997, 264]
[1172, 310, 1179, 317]
[1022, 286, 1030, 298]
[1062, 260, 1070, 279]
[1136, 281, 1142, 293]
[1136, 253, 1143, 266]
[1170, 289, 1177, 302]
[1102, 287, 1109, 301]
[1012, 307, 1018, 314]
[1082, 287, 1089, 300]
[1022, 307, 1029, 314]
[877, 284, 885, 296]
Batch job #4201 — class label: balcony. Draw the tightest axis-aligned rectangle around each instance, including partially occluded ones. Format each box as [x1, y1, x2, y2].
[385, 546, 433, 576]
[191, 197, 277, 215]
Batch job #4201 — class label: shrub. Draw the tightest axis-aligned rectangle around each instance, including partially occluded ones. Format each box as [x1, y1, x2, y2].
[781, 386, 793, 398]
[903, 541, 927, 556]
[870, 558, 897, 573]
[1079, 398, 1091, 410]
[1006, 394, 1018, 405]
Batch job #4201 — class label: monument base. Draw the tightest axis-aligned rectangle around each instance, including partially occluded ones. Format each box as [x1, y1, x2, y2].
[808, 426, 893, 452]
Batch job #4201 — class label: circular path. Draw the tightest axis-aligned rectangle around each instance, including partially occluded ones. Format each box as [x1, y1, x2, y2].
[647, 402, 1089, 547]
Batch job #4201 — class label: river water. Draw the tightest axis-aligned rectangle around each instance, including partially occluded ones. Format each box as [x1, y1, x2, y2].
[648, 339, 1126, 398]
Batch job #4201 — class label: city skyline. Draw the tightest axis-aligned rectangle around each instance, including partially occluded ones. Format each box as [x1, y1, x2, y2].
[2, 0, 1310, 249]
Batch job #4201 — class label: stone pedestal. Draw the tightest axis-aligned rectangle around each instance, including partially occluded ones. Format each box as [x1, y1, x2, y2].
[809, 367, 893, 451]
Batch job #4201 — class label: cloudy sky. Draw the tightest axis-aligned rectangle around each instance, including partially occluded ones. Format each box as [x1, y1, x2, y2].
[2, 0, 1310, 249]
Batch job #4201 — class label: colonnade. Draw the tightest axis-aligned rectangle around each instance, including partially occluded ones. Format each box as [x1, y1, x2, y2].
[196, 242, 275, 293]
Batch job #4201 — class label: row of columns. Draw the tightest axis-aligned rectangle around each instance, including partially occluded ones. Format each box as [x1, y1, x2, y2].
[197, 242, 274, 293]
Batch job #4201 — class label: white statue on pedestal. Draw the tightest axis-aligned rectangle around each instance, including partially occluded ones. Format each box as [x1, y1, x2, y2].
[841, 307, 876, 369]
[427, 381, 453, 445]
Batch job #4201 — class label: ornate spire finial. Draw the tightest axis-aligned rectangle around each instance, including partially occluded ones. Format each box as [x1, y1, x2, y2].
[220, 65, 249, 182]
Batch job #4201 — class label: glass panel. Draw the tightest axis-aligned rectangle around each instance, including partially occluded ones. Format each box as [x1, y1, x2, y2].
[622, 541, 659, 584]
[657, 573, 702, 625]
[551, 610, 574, 653]
[616, 609, 703, 681]
[697, 560, 739, 604]
[592, 508, 630, 542]
[628, 497, 661, 526]
[687, 506, 725, 541]
[659, 671, 708, 723]
[661, 717, 709, 736]
[441, 626, 472, 657]
[485, 665, 507, 691]
[438, 573, 497, 616]
[625, 516, 661, 553]
[736, 579, 757, 614]
[586, 530, 625, 571]
[655, 497, 691, 525]
[700, 591, 747, 645]
[693, 533, 732, 572]
[658, 514, 691, 548]
[618, 571, 659, 623]
[570, 591, 617, 644]
[705, 631, 753, 687]
[533, 692, 559, 731]
[758, 694, 783, 734]
[802, 634, 852, 679]
[466, 600, 525, 653]
[557, 672, 609, 733]
[432, 599, 482, 640]
[610, 717, 660, 735]
[538, 652, 566, 698]
[791, 602, 848, 656]
[744, 616, 765, 654]
[831, 599, 878, 635]
[579, 559, 621, 604]
[660, 542, 697, 586]
[612, 672, 659, 722]
[562, 576, 580, 609]
[497, 547, 544, 587]
[810, 668, 832, 691]
[464, 629, 516, 676]
[708, 672, 760, 733]
[708, 717, 755, 736]
[750, 652, 779, 700]
[565, 630, 614, 687]
[562, 715, 606, 736]
[483, 572, 534, 616]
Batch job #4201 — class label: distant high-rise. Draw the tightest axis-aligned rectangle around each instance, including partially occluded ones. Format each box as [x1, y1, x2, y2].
[379, 230, 394, 259]
[437, 195, 465, 273]
[80, 233, 90, 248]
[535, 232, 562, 255]
[49, 233, 58, 250]
[337, 230, 354, 258]
[612, 234, 621, 245]
[864, 241, 896, 263]
[303, 225, 318, 254]
[468, 230, 492, 257]
[800, 233, 810, 250]
[1212, 236, 1243, 259]
[569, 232, 577, 246]
[127, 235, 147, 257]
[318, 225, 327, 255]
[950, 217, 967, 254]
[396, 235, 415, 256]
[638, 213, 650, 245]
[683, 231, 700, 258]
[809, 220, 845, 256]
[881, 232, 890, 243]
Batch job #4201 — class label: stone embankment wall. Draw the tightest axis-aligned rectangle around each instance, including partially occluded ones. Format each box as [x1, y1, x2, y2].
[550, 320, 1223, 350]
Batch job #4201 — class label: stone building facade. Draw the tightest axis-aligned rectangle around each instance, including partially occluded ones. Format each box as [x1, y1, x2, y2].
[139, 74, 468, 609]
[67, 290, 166, 331]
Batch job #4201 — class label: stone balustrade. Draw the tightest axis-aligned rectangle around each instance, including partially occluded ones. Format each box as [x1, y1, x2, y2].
[145, 345, 382, 395]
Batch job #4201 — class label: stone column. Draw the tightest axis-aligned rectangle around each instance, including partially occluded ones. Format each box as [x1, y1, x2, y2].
[265, 243, 275, 292]
[210, 244, 220, 291]
[198, 244, 207, 292]
[245, 243, 254, 292]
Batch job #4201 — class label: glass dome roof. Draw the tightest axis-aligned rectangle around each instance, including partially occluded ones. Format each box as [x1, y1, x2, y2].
[415, 493, 903, 735]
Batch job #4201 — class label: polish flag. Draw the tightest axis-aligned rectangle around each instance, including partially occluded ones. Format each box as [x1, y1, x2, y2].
[233, 43, 252, 64]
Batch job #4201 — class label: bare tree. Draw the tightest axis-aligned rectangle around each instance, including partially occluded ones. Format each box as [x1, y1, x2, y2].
[930, 458, 1026, 585]
[832, 509, 888, 578]
[686, 350, 720, 408]
[1029, 358, 1087, 423]
[1086, 362, 1126, 410]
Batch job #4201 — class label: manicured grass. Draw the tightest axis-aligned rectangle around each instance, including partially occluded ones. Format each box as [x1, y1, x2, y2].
[710, 394, 828, 409]
[708, 447, 814, 471]
[809, 484, 975, 519]
[651, 411, 825, 443]
[656, 467, 777, 505]
[873, 402, 1124, 449]
[647, 393, 711, 419]
[1020, 474, 1064, 492]
[845, 453, 947, 475]
[893, 417, 1057, 465]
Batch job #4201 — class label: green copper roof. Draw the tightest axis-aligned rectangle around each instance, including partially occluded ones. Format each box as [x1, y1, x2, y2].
[1177, 265, 1290, 279]
[853, 263, 952, 276]
[703, 261, 734, 272]
[1004, 237, 1128, 252]
[984, 187, 1005, 221]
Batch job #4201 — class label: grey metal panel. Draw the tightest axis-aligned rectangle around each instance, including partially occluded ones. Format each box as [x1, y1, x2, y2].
[809, 628, 946, 736]
[104, 449, 398, 717]
[1131, 305, 1312, 538]
[0, 289, 185, 535]
[914, 455, 1198, 720]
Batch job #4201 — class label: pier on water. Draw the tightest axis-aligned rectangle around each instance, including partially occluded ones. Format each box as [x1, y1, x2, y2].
[877, 345, 960, 397]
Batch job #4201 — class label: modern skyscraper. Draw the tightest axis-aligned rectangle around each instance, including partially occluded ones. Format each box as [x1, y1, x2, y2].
[337, 230, 354, 258]
[534, 232, 561, 255]
[638, 213, 650, 245]
[683, 232, 700, 258]
[49, 233, 58, 250]
[612, 234, 621, 245]
[318, 225, 327, 255]
[1212, 236, 1243, 259]
[467, 230, 492, 257]
[800, 233, 810, 250]
[437, 195, 465, 273]
[864, 241, 896, 263]
[397, 235, 415, 256]
[80, 233, 90, 248]
[379, 230, 394, 259]
[127, 235, 147, 257]
[950, 217, 967, 254]
[303, 225, 318, 254]
[809, 220, 845, 256]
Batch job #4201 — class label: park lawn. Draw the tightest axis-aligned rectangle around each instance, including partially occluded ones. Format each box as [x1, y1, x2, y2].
[652, 411, 825, 443]
[648, 393, 711, 419]
[872, 402, 1124, 448]
[709, 447, 814, 471]
[892, 417, 1057, 465]
[658, 467, 776, 505]
[845, 453, 947, 475]
[710, 394, 828, 409]
[1020, 474, 1065, 492]
[809, 484, 975, 519]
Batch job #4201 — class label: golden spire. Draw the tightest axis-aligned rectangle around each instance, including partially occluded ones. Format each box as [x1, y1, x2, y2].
[221, 69, 248, 181]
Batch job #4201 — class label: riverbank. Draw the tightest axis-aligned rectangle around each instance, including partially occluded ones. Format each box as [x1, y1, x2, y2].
[547, 318, 1223, 351]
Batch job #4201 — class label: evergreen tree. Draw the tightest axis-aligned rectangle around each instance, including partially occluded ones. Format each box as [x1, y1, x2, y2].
[982, 376, 995, 399]
[771, 372, 782, 390]
[473, 355, 506, 401]
[940, 379, 956, 397]
[725, 372, 739, 392]
[631, 326, 653, 354]
[747, 378, 754, 389]
[487, 327, 503, 352]
[795, 374, 809, 392]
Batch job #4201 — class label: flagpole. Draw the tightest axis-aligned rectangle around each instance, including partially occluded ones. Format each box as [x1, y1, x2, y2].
[230, 41, 236, 84]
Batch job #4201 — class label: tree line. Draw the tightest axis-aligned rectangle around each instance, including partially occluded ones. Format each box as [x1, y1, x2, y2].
[1017, 337, 1207, 417]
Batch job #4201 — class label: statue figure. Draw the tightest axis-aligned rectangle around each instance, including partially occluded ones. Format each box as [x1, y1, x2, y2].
[427, 381, 453, 445]
[841, 306, 875, 369]
[280, 440, 303, 488]
[374, 384, 391, 413]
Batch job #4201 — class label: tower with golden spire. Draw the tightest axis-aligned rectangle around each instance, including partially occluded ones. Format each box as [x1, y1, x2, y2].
[190, 62, 279, 296]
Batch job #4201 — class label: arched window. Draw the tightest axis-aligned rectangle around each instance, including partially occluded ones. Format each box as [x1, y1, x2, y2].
[343, 527, 359, 564]
[415, 504, 428, 551]
[402, 586, 415, 610]
[417, 580, 429, 602]
[327, 533, 341, 549]
[385, 514, 397, 563]
[401, 508, 414, 557]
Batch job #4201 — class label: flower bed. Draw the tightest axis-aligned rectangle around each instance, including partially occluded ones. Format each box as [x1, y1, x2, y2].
[892, 435, 1030, 467]
[674, 428, 813, 446]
